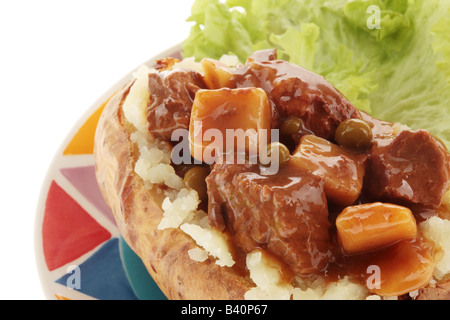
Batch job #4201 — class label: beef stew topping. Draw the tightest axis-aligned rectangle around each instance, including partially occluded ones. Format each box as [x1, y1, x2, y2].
[144, 49, 450, 297]
[206, 162, 331, 275]
[231, 60, 361, 139]
[365, 130, 450, 208]
[147, 69, 207, 141]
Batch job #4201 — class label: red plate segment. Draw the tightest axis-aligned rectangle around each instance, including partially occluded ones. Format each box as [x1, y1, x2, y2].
[42, 181, 111, 271]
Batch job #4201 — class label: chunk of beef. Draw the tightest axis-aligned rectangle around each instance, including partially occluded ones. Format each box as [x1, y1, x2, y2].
[365, 130, 450, 208]
[360, 111, 400, 143]
[416, 280, 450, 300]
[231, 60, 361, 140]
[153, 57, 181, 71]
[147, 69, 207, 141]
[207, 163, 331, 275]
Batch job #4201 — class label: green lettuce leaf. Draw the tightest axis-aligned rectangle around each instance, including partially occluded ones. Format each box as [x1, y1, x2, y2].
[342, 0, 410, 41]
[182, 0, 450, 148]
[269, 23, 320, 70]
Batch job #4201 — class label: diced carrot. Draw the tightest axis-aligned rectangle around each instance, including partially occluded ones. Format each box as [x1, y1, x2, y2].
[201, 58, 234, 89]
[189, 87, 271, 164]
[365, 240, 434, 297]
[336, 202, 418, 255]
[290, 135, 365, 206]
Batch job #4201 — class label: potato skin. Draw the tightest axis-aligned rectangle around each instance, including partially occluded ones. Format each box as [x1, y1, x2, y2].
[94, 81, 252, 300]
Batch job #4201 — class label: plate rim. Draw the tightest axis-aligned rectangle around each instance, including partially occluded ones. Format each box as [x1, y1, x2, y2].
[34, 42, 183, 300]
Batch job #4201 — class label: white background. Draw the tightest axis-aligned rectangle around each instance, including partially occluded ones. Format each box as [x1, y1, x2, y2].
[0, 0, 195, 300]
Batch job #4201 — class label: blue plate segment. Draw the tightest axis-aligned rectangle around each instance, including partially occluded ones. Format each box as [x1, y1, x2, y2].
[55, 238, 138, 300]
[119, 237, 167, 300]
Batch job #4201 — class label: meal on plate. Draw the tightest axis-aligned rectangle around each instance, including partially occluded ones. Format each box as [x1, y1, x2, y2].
[94, 48, 450, 300]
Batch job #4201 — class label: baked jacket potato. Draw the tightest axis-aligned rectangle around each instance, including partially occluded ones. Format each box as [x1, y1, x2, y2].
[94, 50, 450, 300]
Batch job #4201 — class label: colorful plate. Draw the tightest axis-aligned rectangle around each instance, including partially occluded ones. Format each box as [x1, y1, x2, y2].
[34, 44, 182, 300]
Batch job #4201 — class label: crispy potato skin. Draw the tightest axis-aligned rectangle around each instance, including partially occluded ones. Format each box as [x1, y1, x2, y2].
[94, 82, 252, 300]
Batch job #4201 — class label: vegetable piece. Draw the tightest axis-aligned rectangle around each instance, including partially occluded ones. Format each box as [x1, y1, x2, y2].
[290, 135, 365, 206]
[264, 142, 291, 167]
[336, 203, 417, 255]
[189, 87, 271, 164]
[201, 58, 234, 89]
[335, 119, 373, 150]
[366, 240, 434, 297]
[183, 166, 210, 203]
[280, 117, 304, 136]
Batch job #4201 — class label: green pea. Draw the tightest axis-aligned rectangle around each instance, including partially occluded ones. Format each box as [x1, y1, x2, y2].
[183, 166, 210, 202]
[280, 117, 303, 136]
[265, 142, 291, 166]
[335, 119, 373, 150]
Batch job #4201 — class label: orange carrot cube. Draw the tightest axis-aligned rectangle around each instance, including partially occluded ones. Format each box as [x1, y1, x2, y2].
[290, 135, 365, 206]
[189, 87, 271, 164]
[336, 202, 417, 255]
